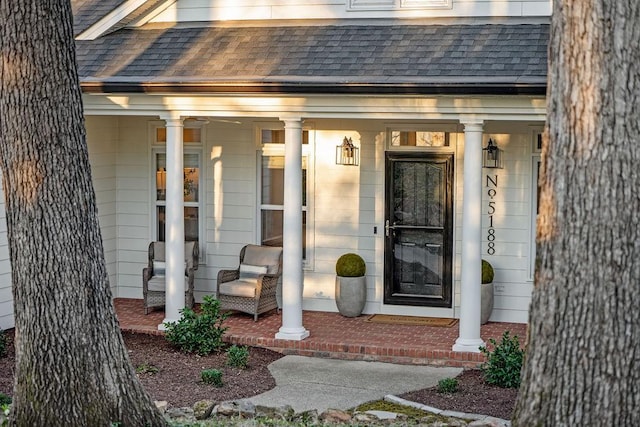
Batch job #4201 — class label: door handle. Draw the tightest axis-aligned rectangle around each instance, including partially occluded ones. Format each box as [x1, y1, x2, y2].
[385, 220, 395, 237]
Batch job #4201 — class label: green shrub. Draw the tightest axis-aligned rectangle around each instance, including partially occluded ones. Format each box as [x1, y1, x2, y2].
[201, 369, 223, 387]
[335, 253, 366, 277]
[0, 393, 10, 406]
[437, 377, 459, 394]
[479, 331, 524, 388]
[481, 259, 494, 284]
[164, 296, 229, 355]
[0, 331, 6, 358]
[226, 345, 249, 369]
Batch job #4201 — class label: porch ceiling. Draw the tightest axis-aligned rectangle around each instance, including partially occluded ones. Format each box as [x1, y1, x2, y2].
[76, 23, 549, 96]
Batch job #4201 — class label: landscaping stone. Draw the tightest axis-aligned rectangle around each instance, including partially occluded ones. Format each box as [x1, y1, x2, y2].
[255, 404, 294, 419]
[193, 399, 216, 420]
[365, 409, 399, 420]
[214, 400, 257, 418]
[165, 406, 194, 422]
[319, 408, 353, 423]
[153, 400, 168, 414]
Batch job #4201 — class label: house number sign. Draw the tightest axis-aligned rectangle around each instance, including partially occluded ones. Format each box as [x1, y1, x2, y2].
[486, 174, 497, 255]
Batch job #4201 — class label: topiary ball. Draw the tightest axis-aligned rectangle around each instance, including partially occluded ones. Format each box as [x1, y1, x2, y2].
[482, 259, 494, 284]
[336, 253, 366, 277]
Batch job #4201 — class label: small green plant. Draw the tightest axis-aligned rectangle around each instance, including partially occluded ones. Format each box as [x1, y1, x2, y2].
[335, 253, 366, 277]
[135, 362, 159, 375]
[437, 377, 459, 393]
[481, 259, 494, 284]
[226, 345, 250, 369]
[480, 331, 524, 388]
[164, 296, 229, 355]
[201, 368, 223, 387]
[0, 330, 6, 358]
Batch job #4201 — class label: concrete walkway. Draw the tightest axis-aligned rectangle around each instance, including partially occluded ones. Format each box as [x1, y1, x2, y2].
[241, 355, 462, 413]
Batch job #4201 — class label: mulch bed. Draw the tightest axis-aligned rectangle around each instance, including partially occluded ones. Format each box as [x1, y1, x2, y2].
[400, 369, 518, 420]
[0, 330, 283, 408]
[1, 330, 518, 419]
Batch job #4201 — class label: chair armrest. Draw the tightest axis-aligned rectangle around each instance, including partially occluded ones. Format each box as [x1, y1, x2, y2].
[255, 273, 280, 297]
[186, 267, 196, 292]
[217, 269, 240, 290]
[143, 267, 152, 291]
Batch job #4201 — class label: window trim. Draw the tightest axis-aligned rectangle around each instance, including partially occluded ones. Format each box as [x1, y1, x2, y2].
[149, 121, 205, 262]
[529, 129, 543, 280]
[256, 125, 315, 270]
[348, 0, 452, 11]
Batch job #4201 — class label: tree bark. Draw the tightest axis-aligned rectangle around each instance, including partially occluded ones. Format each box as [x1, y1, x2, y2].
[0, 1, 167, 425]
[514, 1, 640, 425]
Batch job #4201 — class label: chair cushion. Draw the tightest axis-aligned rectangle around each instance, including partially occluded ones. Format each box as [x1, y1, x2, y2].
[147, 276, 189, 292]
[153, 261, 166, 276]
[239, 264, 268, 281]
[242, 245, 282, 274]
[219, 280, 257, 298]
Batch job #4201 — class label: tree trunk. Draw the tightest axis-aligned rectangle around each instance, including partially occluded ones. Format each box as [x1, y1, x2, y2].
[0, 1, 167, 425]
[514, 1, 640, 425]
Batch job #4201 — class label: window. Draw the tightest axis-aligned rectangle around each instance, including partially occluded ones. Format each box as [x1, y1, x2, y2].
[258, 128, 313, 265]
[151, 122, 204, 255]
[388, 126, 457, 150]
[529, 131, 543, 279]
[348, 0, 451, 10]
[391, 131, 450, 147]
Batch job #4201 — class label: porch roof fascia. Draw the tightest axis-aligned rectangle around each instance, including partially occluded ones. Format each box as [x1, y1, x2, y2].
[80, 79, 547, 97]
[81, 92, 547, 122]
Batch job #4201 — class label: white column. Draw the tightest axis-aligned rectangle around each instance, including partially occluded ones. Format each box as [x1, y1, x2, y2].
[160, 115, 185, 329]
[453, 121, 486, 353]
[275, 117, 309, 340]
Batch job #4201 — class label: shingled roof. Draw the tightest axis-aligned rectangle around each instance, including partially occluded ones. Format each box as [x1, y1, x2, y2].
[76, 23, 549, 95]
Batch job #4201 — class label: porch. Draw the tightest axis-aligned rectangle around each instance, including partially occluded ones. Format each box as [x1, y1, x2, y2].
[115, 298, 527, 368]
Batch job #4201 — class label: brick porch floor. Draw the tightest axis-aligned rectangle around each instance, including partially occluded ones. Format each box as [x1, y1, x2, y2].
[115, 298, 527, 368]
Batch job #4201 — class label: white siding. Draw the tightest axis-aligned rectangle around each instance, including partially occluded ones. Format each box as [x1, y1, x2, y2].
[114, 116, 154, 299]
[86, 116, 118, 293]
[199, 122, 257, 300]
[453, 130, 534, 323]
[150, 0, 551, 23]
[302, 124, 382, 312]
[0, 181, 13, 330]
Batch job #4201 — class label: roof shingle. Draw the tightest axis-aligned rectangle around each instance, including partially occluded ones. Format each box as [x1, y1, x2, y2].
[76, 23, 549, 92]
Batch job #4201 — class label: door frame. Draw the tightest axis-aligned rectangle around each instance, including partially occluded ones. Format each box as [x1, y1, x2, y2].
[383, 152, 454, 307]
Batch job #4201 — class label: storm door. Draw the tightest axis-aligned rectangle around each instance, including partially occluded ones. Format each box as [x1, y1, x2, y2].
[384, 153, 453, 307]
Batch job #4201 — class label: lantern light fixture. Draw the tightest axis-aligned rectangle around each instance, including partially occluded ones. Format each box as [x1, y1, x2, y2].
[482, 138, 503, 169]
[336, 136, 360, 166]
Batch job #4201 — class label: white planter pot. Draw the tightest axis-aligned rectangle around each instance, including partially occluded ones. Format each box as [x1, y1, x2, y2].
[335, 276, 366, 317]
[481, 282, 494, 324]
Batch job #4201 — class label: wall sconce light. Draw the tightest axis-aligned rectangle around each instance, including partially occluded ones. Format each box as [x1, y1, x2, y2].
[336, 136, 360, 166]
[482, 138, 503, 169]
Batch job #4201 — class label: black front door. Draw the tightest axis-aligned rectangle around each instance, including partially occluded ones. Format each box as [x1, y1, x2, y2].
[384, 152, 454, 307]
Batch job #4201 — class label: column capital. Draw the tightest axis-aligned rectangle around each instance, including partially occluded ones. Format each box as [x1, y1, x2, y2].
[460, 120, 484, 132]
[279, 116, 303, 127]
[159, 112, 183, 126]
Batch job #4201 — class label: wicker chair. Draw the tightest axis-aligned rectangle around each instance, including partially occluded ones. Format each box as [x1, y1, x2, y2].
[142, 241, 199, 314]
[216, 244, 283, 321]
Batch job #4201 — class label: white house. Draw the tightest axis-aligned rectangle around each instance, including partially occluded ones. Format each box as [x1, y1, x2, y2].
[0, 0, 550, 352]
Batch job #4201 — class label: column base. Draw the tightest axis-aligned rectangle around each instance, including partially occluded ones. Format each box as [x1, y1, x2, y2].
[452, 337, 486, 353]
[275, 327, 310, 341]
[158, 318, 179, 331]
